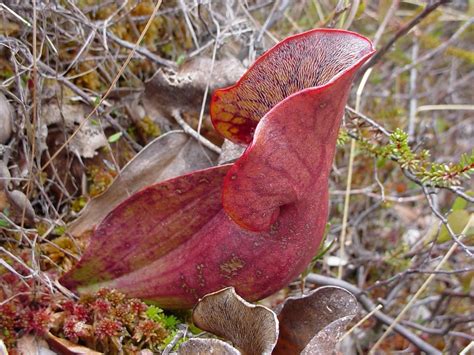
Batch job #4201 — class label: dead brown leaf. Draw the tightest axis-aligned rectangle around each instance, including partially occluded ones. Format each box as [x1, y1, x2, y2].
[218, 139, 246, 165]
[68, 131, 216, 236]
[274, 286, 359, 355]
[17, 335, 55, 355]
[300, 314, 356, 354]
[178, 338, 240, 355]
[144, 57, 245, 118]
[46, 332, 102, 354]
[41, 102, 107, 158]
[6, 190, 36, 224]
[192, 287, 278, 355]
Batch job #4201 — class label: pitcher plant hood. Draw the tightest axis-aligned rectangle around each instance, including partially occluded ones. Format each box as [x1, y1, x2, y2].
[60, 29, 375, 309]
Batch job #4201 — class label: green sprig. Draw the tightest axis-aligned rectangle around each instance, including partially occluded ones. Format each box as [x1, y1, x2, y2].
[358, 128, 474, 187]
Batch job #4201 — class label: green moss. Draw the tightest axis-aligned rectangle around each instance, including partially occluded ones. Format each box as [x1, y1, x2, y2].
[138, 116, 161, 138]
[71, 196, 88, 213]
[87, 165, 116, 197]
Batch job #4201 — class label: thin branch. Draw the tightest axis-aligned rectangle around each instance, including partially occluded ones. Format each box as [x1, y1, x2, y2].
[372, 0, 400, 46]
[407, 38, 419, 141]
[339, 304, 383, 341]
[421, 185, 473, 257]
[359, 0, 450, 76]
[162, 326, 188, 355]
[393, 17, 474, 77]
[461, 341, 474, 355]
[401, 319, 474, 340]
[402, 169, 474, 203]
[345, 106, 391, 136]
[196, 2, 220, 137]
[171, 110, 221, 154]
[107, 31, 177, 69]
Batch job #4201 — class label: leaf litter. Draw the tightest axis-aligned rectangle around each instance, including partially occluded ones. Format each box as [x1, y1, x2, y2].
[1, 1, 473, 354]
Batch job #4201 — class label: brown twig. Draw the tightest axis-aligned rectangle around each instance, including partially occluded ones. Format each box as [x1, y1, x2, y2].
[358, 0, 451, 77]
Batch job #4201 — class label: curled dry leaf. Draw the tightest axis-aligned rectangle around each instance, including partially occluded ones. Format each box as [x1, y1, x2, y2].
[6, 190, 36, 224]
[274, 286, 359, 355]
[41, 103, 107, 158]
[17, 335, 55, 355]
[218, 139, 246, 165]
[178, 338, 240, 355]
[300, 315, 355, 355]
[0, 92, 13, 144]
[68, 131, 216, 236]
[192, 287, 278, 355]
[46, 332, 102, 355]
[144, 57, 246, 117]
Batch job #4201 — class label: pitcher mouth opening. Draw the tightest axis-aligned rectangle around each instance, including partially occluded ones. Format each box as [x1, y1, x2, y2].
[211, 28, 375, 145]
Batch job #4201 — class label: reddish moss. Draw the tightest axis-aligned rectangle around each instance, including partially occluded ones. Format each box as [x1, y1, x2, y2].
[0, 281, 175, 352]
[63, 318, 90, 340]
[95, 318, 123, 339]
[134, 319, 168, 344]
